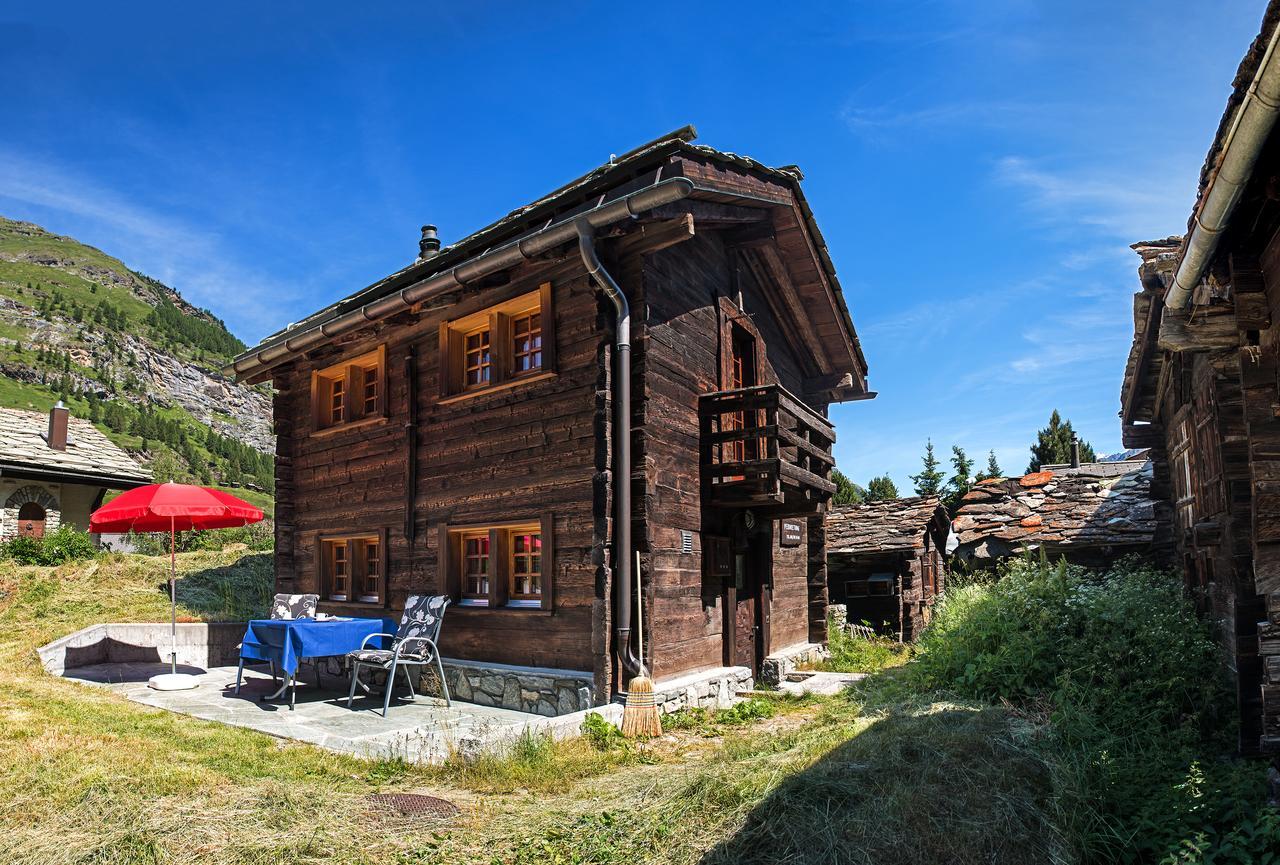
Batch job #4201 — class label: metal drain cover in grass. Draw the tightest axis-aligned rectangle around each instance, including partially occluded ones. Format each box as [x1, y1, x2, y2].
[367, 793, 460, 819]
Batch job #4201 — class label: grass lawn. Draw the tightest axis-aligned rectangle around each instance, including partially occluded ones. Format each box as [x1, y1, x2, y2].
[0, 552, 1063, 865]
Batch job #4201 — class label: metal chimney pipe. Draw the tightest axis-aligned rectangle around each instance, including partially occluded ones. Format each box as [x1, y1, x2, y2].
[48, 401, 68, 451]
[418, 225, 441, 261]
[1070, 435, 1081, 468]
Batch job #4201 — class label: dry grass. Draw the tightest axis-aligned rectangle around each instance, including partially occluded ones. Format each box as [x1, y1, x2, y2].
[0, 553, 1069, 865]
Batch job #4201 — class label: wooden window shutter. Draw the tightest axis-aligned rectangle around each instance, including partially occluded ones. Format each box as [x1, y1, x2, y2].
[379, 526, 390, 608]
[488, 527, 508, 607]
[309, 371, 322, 433]
[313, 534, 325, 597]
[439, 522, 459, 600]
[494, 311, 512, 385]
[540, 511, 554, 611]
[539, 282, 556, 373]
[439, 322, 457, 397]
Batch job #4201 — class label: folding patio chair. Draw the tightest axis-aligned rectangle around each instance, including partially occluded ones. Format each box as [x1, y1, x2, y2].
[346, 594, 451, 716]
[234, 593, 319, 694]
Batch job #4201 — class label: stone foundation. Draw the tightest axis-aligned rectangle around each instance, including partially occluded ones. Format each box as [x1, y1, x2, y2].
[650, 666, 754, 714]
[440, 658, 595, 717]
[759, 641, 828, 686]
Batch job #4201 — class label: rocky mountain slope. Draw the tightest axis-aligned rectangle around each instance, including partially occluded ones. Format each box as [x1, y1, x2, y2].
[0, 216, 273, 489]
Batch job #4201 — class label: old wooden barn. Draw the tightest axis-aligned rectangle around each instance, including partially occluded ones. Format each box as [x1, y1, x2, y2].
[824, 496, 949, 642]
[229, 127, 870, 712]
[1120, 3, 1280, 753]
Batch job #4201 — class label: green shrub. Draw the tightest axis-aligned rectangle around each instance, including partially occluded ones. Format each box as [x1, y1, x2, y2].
[819, 615, 912, 673]
[581, 712, 628, 752]
[911, 556, 1276, 862]
[715, 697, 776, 726]
[0, 525, 97, 565]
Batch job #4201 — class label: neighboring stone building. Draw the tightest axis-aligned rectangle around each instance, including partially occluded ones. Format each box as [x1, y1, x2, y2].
[825, 496, 950, 641]
[0, 404, 150, 539]
[949, 460, 1171, 567]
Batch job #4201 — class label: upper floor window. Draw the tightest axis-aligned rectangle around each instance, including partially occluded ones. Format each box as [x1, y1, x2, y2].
[440, 284, 554, 398]
[311, 346, 387, 433]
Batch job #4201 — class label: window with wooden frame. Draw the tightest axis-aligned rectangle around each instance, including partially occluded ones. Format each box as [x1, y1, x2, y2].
[310, 346, 387, 433]
[318, 530, 387, 604]
[440, 285, 555, 398]
[439, 515, 553, 610]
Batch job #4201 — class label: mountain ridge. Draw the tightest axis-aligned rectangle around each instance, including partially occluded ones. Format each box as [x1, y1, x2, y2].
[0, 216, 274, 490]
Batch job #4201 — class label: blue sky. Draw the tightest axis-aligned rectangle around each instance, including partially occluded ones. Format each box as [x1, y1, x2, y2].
[0, 1, 1264, 489]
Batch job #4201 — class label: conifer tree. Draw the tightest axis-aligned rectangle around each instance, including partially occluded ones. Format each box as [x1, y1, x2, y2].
[975, 449, 1003, 482]
[1028, 410, 1096, 472]
[910, 439, 946, 496]
[866, 475, 899, 501]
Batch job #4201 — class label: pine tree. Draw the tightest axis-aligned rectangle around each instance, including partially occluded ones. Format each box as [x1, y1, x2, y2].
[943, 445, 975, 509]
[830, 468, 865, 506]
[866, 475, 899, 501]
[1028, 410, 1096, 472]
[910, 439, 946, 496]
[975, 449, 1003, 482]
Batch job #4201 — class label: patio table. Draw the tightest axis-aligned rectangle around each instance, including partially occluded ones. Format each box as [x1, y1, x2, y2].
[238, 617, 396, 708]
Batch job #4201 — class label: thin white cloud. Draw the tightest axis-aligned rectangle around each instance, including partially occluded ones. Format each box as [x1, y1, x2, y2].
[994, 155, 1193, 241]
[0, 149, 297, 343]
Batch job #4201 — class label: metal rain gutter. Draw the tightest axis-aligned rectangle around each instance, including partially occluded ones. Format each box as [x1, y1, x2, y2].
[575, 219, 644, 680]
[1168, 23, 1280, 309]
[229, 177, 696, 379]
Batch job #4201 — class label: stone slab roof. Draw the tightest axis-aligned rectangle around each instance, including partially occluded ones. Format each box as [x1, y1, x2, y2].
[827, 496, 947, 555]
[0, 408, 150, 486]
[950, 461, 1160, 561]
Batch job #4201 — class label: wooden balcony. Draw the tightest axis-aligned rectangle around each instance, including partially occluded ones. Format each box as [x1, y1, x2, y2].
[699, 383, 836, 517]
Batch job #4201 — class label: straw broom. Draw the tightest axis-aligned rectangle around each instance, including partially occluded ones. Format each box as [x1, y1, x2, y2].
[622, 551, 662, 738]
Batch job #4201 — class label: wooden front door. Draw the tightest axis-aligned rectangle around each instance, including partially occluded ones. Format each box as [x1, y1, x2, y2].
[17, 503, 45, 538]
[731, 543, 763, 675]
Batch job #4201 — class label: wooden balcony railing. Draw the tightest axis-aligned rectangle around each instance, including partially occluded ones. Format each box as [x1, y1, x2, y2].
[699, 383, 836, 516]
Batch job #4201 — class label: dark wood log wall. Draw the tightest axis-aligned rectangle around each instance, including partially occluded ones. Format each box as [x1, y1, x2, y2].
[633, 228, 817, 678]
[272, 255, 613, 697]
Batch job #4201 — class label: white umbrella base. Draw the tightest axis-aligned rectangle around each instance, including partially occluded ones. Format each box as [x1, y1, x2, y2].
[148, 673, 200, 691]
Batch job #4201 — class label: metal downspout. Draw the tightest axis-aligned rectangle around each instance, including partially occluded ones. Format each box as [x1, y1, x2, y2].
[1168, 22, 1280, 309]
[576, 220, 645, 680]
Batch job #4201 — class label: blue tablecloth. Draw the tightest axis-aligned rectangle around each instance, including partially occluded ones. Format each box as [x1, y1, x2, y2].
[239, 617, 396, 676]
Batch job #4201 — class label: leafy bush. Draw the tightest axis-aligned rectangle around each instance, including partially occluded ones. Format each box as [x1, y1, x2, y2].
[912, 556, 1275, 863]
[818, 615, 912, 673]
[0, 525, 97, 565]
[716, 697, 777, 726]
[581, 712, 628, 752]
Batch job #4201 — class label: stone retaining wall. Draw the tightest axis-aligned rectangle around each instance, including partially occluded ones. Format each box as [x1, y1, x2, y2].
[38, 622, 246, 675]
[650, 666, 754, 714]
[440, 658, 595, 717]
[760, 641, 828, 686]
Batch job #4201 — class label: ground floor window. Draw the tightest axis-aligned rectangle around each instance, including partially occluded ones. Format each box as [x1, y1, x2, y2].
[319, 532, 385, 604]
[442, 516, 551, 610]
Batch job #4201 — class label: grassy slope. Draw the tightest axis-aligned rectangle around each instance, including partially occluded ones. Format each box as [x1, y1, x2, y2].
[0, 554, 1063, 865]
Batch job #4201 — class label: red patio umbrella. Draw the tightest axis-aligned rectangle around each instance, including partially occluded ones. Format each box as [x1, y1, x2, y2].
[91, 482, 264, 691]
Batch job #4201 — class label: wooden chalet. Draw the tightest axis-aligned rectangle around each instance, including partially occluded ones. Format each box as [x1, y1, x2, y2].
[1119, 2, 1280, 753]
[824, 496, 949, 641]
[230, 127, 870, 710]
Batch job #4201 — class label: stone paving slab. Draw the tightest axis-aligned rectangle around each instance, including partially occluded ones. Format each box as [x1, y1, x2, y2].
[775, 670, 867, 696]
[67, 662, 621, 764]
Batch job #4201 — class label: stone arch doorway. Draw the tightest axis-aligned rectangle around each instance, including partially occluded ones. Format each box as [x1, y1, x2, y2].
[17, 502, 46, 538]
[5, 485, 59, 540]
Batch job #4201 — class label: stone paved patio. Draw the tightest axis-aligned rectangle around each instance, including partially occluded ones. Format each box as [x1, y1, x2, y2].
[68, 662, 621, 764]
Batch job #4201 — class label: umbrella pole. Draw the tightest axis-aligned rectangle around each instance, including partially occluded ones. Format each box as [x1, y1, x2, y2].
[170, 516, 177, 676]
